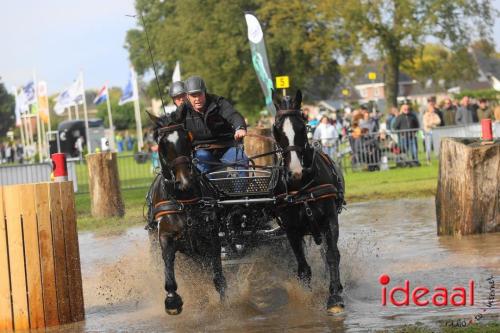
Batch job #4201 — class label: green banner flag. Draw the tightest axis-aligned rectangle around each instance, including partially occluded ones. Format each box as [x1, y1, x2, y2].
[245, 13, 276, 115]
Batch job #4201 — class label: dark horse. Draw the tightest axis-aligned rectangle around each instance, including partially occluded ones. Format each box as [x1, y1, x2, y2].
[147, 113, 226, 315]
[272, 90, 345, 314]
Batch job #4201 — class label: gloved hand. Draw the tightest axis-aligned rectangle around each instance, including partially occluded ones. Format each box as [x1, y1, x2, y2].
[234, 129, 247, 140]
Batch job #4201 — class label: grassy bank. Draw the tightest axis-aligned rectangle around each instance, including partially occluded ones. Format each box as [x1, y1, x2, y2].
[345, 161, 438, 202]
[75, 162, 439, 232]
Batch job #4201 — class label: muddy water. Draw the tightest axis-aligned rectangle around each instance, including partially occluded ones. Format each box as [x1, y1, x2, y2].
[42, 199, 498, 332]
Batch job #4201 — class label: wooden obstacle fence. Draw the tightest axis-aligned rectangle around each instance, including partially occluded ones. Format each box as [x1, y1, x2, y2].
[0, 181, 84, 330]
[436, 138, 500, 235]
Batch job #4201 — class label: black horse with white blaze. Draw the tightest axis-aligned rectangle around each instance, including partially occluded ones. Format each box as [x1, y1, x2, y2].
[147, 114, 226, 315]
[272, 90, 346, 314]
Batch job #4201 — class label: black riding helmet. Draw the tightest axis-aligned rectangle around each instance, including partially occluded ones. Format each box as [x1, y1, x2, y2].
[185, 76, 206, 94]
[169, 81, 186, 98]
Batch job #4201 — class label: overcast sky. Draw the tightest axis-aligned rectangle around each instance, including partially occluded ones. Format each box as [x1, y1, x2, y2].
[1, 0, 499, 95]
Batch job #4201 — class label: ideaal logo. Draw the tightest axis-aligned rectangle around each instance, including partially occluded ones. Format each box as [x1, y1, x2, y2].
[379, 274, 474, 306]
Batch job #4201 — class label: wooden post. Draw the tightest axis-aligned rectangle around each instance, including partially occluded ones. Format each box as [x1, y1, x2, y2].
[0, 182, 84, 330]
[436, 138, 500, 236]
[244, 127, 275, 166]
[86, 152, 125, 218]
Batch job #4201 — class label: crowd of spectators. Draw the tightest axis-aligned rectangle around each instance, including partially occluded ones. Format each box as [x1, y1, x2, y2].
[294, 95, 499, 170]
[0, 142, 25, 164]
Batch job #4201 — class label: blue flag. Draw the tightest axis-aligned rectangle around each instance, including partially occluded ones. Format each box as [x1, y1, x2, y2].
[119, 68, 137, 105]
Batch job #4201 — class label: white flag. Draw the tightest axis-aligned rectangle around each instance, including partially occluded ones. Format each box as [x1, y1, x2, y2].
[22, 81, 36, 106]
[12, 87, 22, 126]
[68, 73, 84, 105]
[53, 89, 73, 115]
[172, 61, 181, 82]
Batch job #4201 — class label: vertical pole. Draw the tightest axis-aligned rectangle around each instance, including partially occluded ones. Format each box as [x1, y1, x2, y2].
[23, 115, 30, 147]
[80, 71, 92, 153]
[12, 87, 26, 148]
[41, 120, 46, 160]
[132, 68, 143, 152]
[27, 115, 34, 149]
[19, 116, 26, 148]
[34, 71, 43, 162]
[105, 85, 116, 151]
[75, 103, 79, 120]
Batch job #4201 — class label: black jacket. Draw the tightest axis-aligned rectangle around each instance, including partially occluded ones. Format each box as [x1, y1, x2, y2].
[170, 94, 246, 147]
[393, 112, 420, 131]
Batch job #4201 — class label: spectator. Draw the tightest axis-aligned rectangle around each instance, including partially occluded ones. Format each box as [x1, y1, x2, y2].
[0, 142, 5, 163]
[441, 97, 457, 126]
[314, 116, 338, 158]
[15, 142, 24, 164]
[5, 143, 13, 163]
[427, 96, 444, 127]
[476, 99, 493, 121]
[456, 96, 478, 125]
[386, 107, 398, 130]
[349, 120, 363, 166]
[393, 103, 420, 166]
[422, 105, 441, 164]
[116, 133, 124, 152]
[307, 114, 319, 129]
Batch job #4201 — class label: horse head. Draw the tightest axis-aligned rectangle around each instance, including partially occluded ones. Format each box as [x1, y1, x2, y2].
[148, 110, 194, 191]
[272, 90, 309, 183]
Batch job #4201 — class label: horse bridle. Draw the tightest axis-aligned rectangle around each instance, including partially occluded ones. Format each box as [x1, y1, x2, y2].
[274, 109, 309, 155]
[157, 123, 193, 173]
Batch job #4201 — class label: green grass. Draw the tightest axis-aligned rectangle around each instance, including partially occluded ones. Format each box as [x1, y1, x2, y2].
[73, 154, 155, 193]
[344, 161, 438, 203]
[75, 187, 149, 233]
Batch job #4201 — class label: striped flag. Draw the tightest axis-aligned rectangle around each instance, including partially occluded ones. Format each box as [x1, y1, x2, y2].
[93, 85, 108, 105]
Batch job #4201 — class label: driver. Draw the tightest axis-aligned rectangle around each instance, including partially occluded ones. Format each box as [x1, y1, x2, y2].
[170, 76, 249, 174]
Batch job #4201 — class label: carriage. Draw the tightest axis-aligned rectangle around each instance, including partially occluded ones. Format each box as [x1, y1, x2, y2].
[147, 91, 346, 315]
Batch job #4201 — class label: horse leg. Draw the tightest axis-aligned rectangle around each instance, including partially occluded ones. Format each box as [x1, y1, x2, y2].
[286, 228, 312, 288]
[322, 210, 344, 314]
[209, 236, 227, 301]
[159, 232, 183, 315]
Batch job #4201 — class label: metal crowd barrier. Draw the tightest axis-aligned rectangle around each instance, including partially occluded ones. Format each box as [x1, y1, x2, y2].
[317, 128, 424, 172]
[68, 153, 156, 194]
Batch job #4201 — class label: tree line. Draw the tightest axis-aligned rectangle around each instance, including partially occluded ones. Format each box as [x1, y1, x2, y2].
[126, 0, 497, 115]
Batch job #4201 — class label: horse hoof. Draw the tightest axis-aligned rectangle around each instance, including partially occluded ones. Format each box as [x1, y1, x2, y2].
[165, 293, 183, 315]
[166, 307, 182, 315]
[326, 295, 344, 315]
[326, 304, 344, 315]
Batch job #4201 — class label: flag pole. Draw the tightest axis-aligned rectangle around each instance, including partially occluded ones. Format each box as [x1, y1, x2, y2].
[80, 71, 91, 153]
[105, 84, 116, 151]
[132, 68, 144, 152]
[33, 71, 43, 162]
[23, 115, 30, 147]
[12, 87, 26, 148]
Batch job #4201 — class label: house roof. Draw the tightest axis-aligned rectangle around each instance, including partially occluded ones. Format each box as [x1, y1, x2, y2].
[473, 50, 500, 80]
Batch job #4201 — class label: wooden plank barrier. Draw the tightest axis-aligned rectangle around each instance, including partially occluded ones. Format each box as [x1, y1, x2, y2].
[0, 182, 84, 330]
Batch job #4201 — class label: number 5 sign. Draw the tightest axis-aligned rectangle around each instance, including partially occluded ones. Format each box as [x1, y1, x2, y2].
[275, 76, 290, 89]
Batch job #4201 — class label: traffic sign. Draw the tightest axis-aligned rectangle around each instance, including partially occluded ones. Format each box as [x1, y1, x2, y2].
[341, 89, 350, 96]
[275, 76, 290, 89]
[368, 72, 377, 80]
